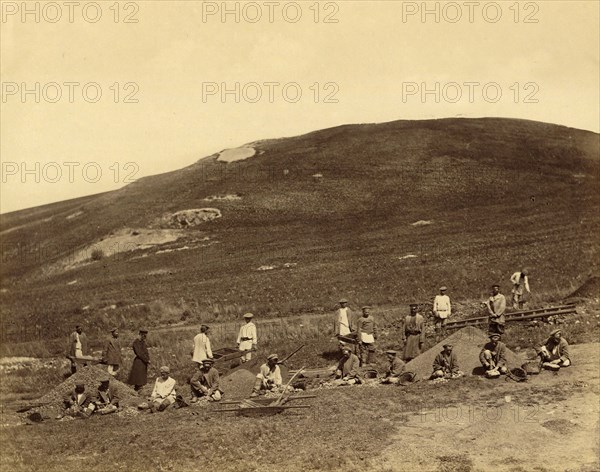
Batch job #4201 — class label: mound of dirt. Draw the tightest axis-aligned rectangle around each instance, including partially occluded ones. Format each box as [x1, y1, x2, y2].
[168, 208, 221, 228]
[566, 276, 600, 299]
[405, 326, 522, 380]
[221, 368, 256, 399]
[29, 365, 139, 418]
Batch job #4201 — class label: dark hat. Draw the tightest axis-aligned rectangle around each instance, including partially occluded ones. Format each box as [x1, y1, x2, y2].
[110, 327, 119, 333]
[489, 333, 501, 339]
[75, 382, 85, 388]
[99, 377, 110, 384]
[409, 303, 419, 308]
[200, 324, 210, 332]
[341, 346, 352, 354]
[491, 284, 500, 288]
[201, 358, 215, 365]
[139, 328, 148, 334]
[361, 305, 372, 310]
[443, 344, 453, 349]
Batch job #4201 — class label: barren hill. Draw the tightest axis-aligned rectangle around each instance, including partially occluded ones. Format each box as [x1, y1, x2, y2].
[1, 118, 598, 340]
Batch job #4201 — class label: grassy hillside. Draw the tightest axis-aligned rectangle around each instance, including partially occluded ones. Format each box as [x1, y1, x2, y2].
[1, 118, 598, 341]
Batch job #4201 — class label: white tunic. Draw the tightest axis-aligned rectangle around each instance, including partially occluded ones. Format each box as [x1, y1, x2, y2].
[337, 308, 351, 336]
[151, 377, 176, 401]
[192, 333, 212, 363]
[433, 295, 451, 319]
[237, 322, 257, 351]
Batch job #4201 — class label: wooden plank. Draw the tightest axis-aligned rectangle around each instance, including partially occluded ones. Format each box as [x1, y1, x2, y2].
[446, 308, 576, 330]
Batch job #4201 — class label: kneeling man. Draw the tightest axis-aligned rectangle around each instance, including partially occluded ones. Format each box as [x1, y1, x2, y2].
[431, 344, 463, 379]
[190, 358, 223, 402]
[480, 333, 508, 377]
[539, 328, 570, 371]
[381, 350, 405, 384]
[251, 354, 282, 396]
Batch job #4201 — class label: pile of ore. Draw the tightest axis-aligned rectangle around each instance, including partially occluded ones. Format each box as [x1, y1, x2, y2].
[28, 365, 140, 418]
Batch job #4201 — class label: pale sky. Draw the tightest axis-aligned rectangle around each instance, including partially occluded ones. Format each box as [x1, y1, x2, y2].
[1, 0, 599, 213]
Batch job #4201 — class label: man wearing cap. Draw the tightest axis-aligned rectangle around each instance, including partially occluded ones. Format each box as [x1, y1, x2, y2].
[192, 325, 213, 366]
[538, 329, 571, 370]
[62, 383, 94, 418]
[251, 354, 282, 396]
[485, 285, 506, 335]
[432, 344, 462, 379]
[190, 359, 223, 402]
[66, 325, 89, 374]
[433, 287, 451, 341]
[510, 269, 530, 309]
[381, 350, 406, 384]
[479, 334, 508, 377]
[237, 313, 257, 363]
[92, 376, 120, 415]
[334, 346, 361, 385]
[334, 299, 354, 338]
[355, 306, 378, 365]
[127, 329, 150, 391]
[148, 366, 177, 412]
[402, 304, 425, 362]
[102, 328, 122, 377]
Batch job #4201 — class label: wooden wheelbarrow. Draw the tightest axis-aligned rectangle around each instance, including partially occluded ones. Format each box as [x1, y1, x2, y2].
[212, 395, 316, 417]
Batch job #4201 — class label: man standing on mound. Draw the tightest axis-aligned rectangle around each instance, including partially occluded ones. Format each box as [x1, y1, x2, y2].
[539, 328, 571, 371]
[480, 333, 508, 377]
[356, 306, 378, 365]
[334, 298, 354, 338]
[485, 284, 506, 335]
[402, 304, 425, 362]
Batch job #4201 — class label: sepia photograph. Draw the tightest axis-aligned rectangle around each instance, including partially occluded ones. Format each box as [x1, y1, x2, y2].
[0, 1, 598, 471]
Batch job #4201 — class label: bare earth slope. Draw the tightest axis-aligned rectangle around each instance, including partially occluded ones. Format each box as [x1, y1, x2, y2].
[1, 118, 598, 340]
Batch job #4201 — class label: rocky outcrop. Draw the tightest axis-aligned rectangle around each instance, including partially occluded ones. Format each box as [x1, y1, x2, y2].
[168, 208, 222, 227]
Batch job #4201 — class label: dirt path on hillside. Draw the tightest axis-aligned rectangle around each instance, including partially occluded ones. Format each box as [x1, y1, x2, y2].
[372, 343, 600, 472]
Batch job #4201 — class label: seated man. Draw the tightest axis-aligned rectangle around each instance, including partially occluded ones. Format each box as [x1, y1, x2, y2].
[190, 358, 223, 402]
[92, 376, 120, 415]
[381, 350, 405, 384]
[539, 328, 571, 371]
[147, 366, 177, 412]
[334, 346, 361, 385]
[431, 344, 463, 379]
[62, 382, 94, 418]
[479, 333, 508, 378]
[251, 354, 282, 397]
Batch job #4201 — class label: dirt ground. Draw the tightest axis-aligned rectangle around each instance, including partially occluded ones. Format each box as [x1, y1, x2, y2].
[1, 343, 598, 472]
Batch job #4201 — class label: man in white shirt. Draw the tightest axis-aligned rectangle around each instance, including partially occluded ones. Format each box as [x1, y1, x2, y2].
[251, 354, 282, 396]
[433, 286, 451, 341]
[334, 298, 353, 337]
[148, 365, 177, 412]
[192, 325, 213, 365]
[237, 313, 257, 363]
[510, 269, 530, 309]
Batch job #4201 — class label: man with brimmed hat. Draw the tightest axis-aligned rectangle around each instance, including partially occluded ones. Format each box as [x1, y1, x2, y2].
[334, 298, 354, 338]
[334, 345, 361, 385]
[127, 328, 150, 391]
[433, 287, 451, 341]
[191, 324, 213, 366]
[92, 375, 119, 415]
[402, 304, 425, 362]
[190, 358, 223, 402]
[538, 328, 571, 371]
[510, 268, 531, 309]
[147, 365, 177, 412]
[381, 350, 406, 384]
[480, 333, 508, 377]
[485, 284, 506, 335]
[251, 354, 282, 397]
[237, 313, 257, 363]
[431, 344, 462, 379]
[102, 327, 122, 377]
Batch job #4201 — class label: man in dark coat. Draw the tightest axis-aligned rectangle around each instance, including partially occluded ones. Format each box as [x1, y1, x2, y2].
[479, 333, 508, 377]
[92, 376, 120, 415]
[128, 328, 150, 391]
[402, 304, 425, 361]
[61, 383, 94, 418]
[102, 328, 122, 377]
[431, 344, 462, 379]
[190, 359, 223, 402]
[333, 346, 361, 385]
[381, 350, 406, 384]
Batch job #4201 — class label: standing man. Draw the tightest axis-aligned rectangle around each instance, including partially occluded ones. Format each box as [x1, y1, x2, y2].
[486, 284, 506, 335]
[102, 328, 122, 377]
[402, 304, 425, 362]
[190, 358, 223, 402]
[510, 269, 530, 310]
[356, 306, 378, 366]
[479, 333, 508, 377]
[431, 344, 462, 379]
[237, 313, 257, 363]
[66, 325, 89, 374]
[192, 325, 213, 366]
[380, 350, 406, 384]
[127, 328, 150, 391]
[433, 286, 451, 341]
[334, 298, 353, 338]
[251, 354, 282, 396]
